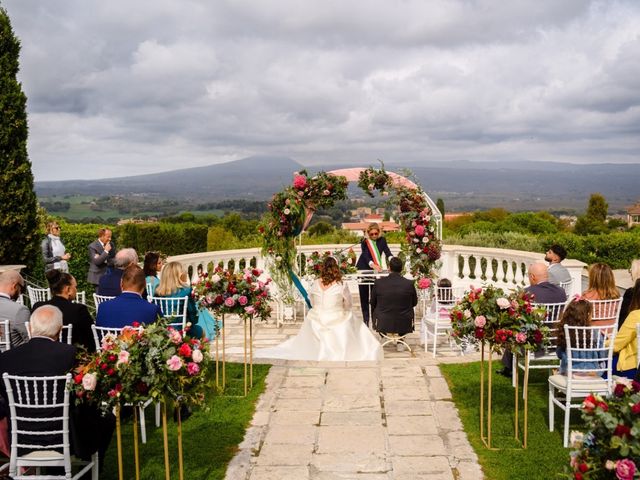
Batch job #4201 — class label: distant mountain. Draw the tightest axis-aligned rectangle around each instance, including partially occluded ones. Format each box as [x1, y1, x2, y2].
[35, 156, 640, 212]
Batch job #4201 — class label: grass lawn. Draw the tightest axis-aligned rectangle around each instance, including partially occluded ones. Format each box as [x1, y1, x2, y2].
[441, 361, 581, 480]
[101, 362, 271, 480]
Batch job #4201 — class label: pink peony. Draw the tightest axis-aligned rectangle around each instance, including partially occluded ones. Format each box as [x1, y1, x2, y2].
[474, 315, 486, 328]
[293, 175, 307, 189]
[496, 297, 510, 309]
[245, 306, 256, 315]
[187, 362, 200, 376]
[192, 349, 203, 363]
[238, 295, 248, 306]
[616, 459, 636, 480]
[515, 332, 527, 343]
[417, 278, 431, 289]
[414, 225, 425, 236]
[224, 297, 236, 307]
[323, 189, 331, 196]
[82, 373, 97, 391]
[166, 355, 183, 371]
[117, 350, 130, 365]
[169, 329, 182, 344]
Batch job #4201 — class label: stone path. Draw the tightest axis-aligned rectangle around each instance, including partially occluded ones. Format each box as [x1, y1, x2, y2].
[221, 308, 483, 480]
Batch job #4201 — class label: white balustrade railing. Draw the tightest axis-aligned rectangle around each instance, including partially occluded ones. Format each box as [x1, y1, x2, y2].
[168, 243, 586, 299]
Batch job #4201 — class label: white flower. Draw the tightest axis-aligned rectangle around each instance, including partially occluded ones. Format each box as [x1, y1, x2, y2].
[569, 431, 584, 448]
[192, 349, 204, 363]
[82, 373, 97, 391]
[463, 309, 471, 319]
[284, 208, 291, 215]
[210, 274, 221, 283]
[496, 298, 510, 309]
[275, 255, 282, 262]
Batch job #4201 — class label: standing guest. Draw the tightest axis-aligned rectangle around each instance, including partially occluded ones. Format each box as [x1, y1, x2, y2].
[612, 280, 640, 379]
[0, 305, 114, 472]
[143, 251, 163, 295]
[87, 228, 115, 288]
[371, 257, 417, 346]
[618, 259, 640, 328]
[0, 270, 29, 347]
[545, 244, 571, 286]
[41, 221, 71, 273]
[32, 270, 95, 352]
[97, 248, 138, 296]
[96, 265, 161, 328]
[582, 262, 620, 326]
[498, 262, 567, 377]
[356, 223, 393, 326]
[154, 262, 217, 339]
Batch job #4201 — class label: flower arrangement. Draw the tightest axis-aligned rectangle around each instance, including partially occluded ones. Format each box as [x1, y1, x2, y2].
[565, 379, 640, 480]
[72, 319, 211, 410]
[357, 163, 391, 197]
[193, 267, 272, 321]
[305, 249, 357, 279]
[450, 285, 548, 355]
[259, 170, 349, 295]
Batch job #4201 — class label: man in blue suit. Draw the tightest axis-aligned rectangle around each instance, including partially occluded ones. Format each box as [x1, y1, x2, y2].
[96, 265, 162, 328]
[97, 248, 139, 296]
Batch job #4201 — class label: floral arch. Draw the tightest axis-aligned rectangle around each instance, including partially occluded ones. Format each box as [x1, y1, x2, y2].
[259, 165, 442, 299]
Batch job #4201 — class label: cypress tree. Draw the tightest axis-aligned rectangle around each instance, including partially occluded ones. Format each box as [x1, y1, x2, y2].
[0, 7, 39, 269]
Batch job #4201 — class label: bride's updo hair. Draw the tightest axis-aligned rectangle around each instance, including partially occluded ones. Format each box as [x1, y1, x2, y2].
[320, 256, 342, 285]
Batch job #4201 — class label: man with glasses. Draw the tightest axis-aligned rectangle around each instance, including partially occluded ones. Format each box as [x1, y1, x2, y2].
[356, 223, 394, 326]
[0, 270, 30, 347]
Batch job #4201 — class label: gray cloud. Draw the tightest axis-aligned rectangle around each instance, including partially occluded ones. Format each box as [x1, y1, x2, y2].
[2, 0, 639, 181]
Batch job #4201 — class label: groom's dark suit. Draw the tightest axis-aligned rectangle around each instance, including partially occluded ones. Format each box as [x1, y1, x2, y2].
[371, 272, 417, 336]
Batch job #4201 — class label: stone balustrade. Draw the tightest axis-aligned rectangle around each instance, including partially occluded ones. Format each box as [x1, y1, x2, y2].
[168, 243, 586, 298]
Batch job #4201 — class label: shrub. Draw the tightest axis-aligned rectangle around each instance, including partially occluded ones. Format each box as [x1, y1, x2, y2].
[117, 223, 207, 258]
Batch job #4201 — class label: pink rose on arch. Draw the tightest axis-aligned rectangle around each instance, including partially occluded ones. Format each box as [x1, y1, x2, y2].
[238, 295, 248, 306]
[245, 306, 256, 315]
[166, 355, 183, 371]
[515, 332, 527, 343]
[224, 297, 236, 307]
[496, 297, 510, 309]
[414, 225, 425, 236]
[187, 362, 200, 376]
[293, 175, 307, 189]
[82, 373, 97, 391]
[615, 459, 636, 480]
[474, 315, 486, 328]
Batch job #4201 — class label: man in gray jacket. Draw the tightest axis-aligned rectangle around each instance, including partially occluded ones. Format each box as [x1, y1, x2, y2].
[0, 270, 30, 347]
[87, 228, 115, 287]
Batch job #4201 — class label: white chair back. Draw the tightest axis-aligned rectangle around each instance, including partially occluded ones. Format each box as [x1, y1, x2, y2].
[559, 279, 573, 297]
[74, 291, 86, 304]
[16, 294, 25, 305]
[0, 319, 10, 352]
[25, 321, 73, 345]
[534, 301, 566, 353]
[92, 324, 128, 351]
[146, 283, 155, 299]
[2, 373, 97, 479]
[92, 293, 115, 312]
[565, 324, 616, 384]
[588, 297, 623, 325]
[27, 286, 51, 305]
[149, 296, 188, 329]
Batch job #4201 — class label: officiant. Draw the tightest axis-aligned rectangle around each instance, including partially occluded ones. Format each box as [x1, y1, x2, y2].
[356, 223, 393, 326]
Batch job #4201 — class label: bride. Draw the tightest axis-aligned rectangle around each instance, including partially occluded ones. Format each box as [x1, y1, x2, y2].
[257, 256, 383, 361]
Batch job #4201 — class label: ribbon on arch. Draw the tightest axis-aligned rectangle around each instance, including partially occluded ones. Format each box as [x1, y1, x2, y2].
[289, 269, 312, 309]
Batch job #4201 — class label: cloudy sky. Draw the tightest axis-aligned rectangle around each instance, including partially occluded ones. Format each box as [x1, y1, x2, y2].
[3, 0, 640, 181]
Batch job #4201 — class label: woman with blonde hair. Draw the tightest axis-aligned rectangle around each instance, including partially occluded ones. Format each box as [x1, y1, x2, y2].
[618, 259, 640, 328]
[257, 256, 383, 361]
[154, 261, 217, 339]
[582, 263, 620, 326]
[41, 221, 71, 273]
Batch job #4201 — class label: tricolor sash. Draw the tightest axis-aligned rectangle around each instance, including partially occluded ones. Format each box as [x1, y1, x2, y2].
[365, 238, 382, 269]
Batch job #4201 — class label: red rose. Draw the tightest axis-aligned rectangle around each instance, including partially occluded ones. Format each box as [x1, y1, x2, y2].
[632, 380, 640, 393]
[214, 295, 224, 305]
[107, 368, 115, 376]
[475, 327, 485, 339]
[596, 401, 608, 412]
[575, 473, 583, 480]
[136, 382, 149, 394]
[74, 373, 84, 384]
[632, 402, 640, 414]
[100, 363, 108, 370]
[614, 424, 631, 438]
[578, 463, 589, 473]
[109, 355, 117, 362]
[614, 383, 627, 397]
[533, 330, 543, 343]
[179, 343, 192, 357]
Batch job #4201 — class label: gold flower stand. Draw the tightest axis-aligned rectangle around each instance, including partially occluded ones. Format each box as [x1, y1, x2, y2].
[214, 313, 255, 396]
[114, 404, 142, 480]
[479, 343, 530, 449]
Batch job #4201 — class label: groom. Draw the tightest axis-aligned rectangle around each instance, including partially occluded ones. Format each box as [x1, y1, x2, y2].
[370, 257, 417, 337]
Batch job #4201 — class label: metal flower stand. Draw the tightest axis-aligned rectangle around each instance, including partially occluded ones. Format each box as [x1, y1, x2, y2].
[243, 316, 254, 396]
[214, 312, 255, 396]
[114, 404, 142, 480]
[161, 400, 186, 480]
[479, 343, 530, 449]
[214, 313, 226, 390]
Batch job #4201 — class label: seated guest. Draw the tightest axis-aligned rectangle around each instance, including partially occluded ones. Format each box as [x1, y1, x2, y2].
[32, 270, 96, 352]
[545, 244, 571, 286]
[0, 305, 114, 470]
[371, 257, 417, 339]
[619, 259, 640, 329]
[96, 265, 162, 328]
[556, 299, 603, 377]
[143, 251, 163, 295]
[97, 247, 138, 297]
[613, 280, 640, 379]
[0, 270, 30, 347]
[498, 263, 566, 377]
[154, 262, 217, 339]
[582, 262, 620, 326]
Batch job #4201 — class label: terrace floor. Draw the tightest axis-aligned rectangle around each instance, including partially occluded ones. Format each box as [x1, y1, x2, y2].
[221, 305, 484, 480]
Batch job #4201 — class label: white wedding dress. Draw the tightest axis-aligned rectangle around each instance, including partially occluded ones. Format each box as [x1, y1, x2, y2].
[257, 281, 383, 361]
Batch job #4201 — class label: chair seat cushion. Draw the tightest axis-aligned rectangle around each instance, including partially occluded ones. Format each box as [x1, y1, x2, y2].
[20, 449, 64, 460]
[548, 374, 609, 393]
